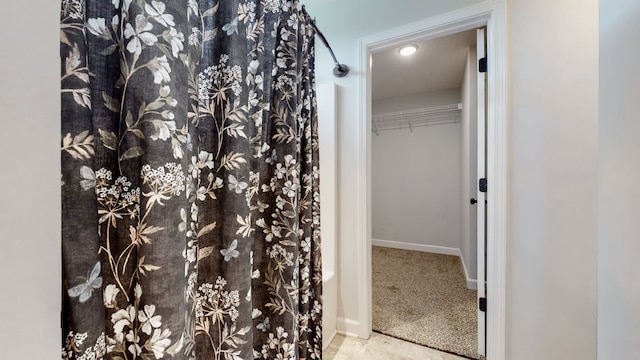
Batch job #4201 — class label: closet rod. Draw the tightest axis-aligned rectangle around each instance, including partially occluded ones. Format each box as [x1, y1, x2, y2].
[372, 103, 462, 124]
[374, 118, 460, 134]
[302, 5, 349, 78]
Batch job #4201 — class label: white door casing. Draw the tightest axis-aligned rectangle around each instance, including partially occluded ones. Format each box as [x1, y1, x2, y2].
[356, 2, 508, 359]
[476, 27, 487, 357]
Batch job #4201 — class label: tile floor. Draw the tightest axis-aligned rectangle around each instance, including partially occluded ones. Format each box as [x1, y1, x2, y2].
[324, 333, 469, 360]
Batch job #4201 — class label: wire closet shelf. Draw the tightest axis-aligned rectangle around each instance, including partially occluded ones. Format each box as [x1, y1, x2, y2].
[372, 103, 462, 135]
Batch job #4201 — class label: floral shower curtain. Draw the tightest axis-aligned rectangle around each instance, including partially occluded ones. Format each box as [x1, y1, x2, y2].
[61, 0, 322, 359]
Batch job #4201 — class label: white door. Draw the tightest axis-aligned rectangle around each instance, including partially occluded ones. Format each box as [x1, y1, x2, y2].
[476, 27, 487, 357]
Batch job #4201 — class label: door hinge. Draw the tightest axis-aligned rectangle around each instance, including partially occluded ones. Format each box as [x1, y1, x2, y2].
[479, 57, 487, 73]
[479, 297, 487, 312]
[479, 178, 487, 193]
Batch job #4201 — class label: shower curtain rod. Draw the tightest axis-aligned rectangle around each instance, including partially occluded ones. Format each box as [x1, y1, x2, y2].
[302, 5, 350, 78]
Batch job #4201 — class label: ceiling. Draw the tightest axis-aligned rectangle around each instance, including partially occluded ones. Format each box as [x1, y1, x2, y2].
[298, 1, 477, 101]
[372, 30, 476, 101]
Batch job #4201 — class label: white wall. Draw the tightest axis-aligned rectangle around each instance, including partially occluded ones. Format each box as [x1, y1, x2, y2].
[372, 125, 461, 250]
[508, 0, 598, 359]
[372, 90, 461, 252]
[0, 1, 60, 358]
[460, 47, 478, 284]
[598, 0, 640, 358]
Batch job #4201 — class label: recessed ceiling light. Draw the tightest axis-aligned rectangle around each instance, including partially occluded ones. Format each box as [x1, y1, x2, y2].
[399, 45, 418, 56]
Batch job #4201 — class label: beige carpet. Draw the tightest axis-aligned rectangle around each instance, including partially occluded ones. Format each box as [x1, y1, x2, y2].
[372, 246, 483, 360]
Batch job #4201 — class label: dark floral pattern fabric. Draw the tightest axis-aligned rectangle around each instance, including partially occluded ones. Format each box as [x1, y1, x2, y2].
[61, 0, 321, 359]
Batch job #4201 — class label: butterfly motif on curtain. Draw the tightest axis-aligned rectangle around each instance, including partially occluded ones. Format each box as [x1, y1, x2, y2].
[228, 175, 248, 194]
[79, 166, 96, 191]
[68, 262, 102, 303]
[265, 149, 277, 165]
[256, 317, 270, 332]
[220, 239, 239, 261]
[222, 17, 238, 35]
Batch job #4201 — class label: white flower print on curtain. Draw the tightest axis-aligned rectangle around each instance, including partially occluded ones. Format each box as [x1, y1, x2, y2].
[61, 0, 322, 359]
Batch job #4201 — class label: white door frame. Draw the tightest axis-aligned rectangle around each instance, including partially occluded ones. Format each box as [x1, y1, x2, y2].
[476, 27, 488, 356]
[355, 2, 507, 359]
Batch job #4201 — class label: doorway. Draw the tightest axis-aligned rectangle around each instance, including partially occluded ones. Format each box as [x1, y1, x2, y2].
[354, 3, 507, 359]
[369, 29, 482, 359]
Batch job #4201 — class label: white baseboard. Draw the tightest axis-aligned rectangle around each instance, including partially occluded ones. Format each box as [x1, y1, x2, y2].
[322, 271, 337, 349]
[336, 317, 360, 338]
[371, 238, 460, 256]
[323, 330, 337, 350]
[373, 238, 479, 290]
[460, 255, 478, 290]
